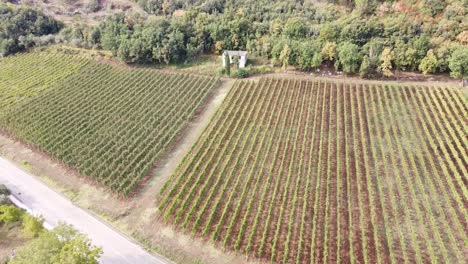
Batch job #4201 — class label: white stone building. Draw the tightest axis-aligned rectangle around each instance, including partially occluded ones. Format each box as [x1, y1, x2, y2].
[222, 50, 248, 68]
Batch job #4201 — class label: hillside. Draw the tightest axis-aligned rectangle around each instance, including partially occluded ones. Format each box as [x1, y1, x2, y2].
[5, 0, 145, 25]
[2, 1, 467, 78]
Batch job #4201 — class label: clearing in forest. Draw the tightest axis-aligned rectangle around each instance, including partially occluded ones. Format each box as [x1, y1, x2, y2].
[0, 51, 219, 196]
[159, 78, 468, 263]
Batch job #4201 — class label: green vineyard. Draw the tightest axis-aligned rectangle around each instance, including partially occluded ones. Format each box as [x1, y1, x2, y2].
[160, 79, 468, 263]
[0, 51, 89, 113]
[0, 51, 219, 196]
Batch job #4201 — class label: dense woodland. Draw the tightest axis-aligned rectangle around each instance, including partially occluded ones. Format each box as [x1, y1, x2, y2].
[0, 5, 62, 56]
[1, 0, 467, 78]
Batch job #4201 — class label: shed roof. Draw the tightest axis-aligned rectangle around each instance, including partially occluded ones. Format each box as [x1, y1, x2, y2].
[223, 50, 248, 56]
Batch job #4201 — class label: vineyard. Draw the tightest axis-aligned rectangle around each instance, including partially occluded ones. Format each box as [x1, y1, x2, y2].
[0, 52, 89, 113]
[160, 79, 468, 263]
[0, 51, 219, 196]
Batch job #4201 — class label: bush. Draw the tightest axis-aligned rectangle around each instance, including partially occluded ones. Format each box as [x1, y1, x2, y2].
[360, 55, 371, 78]
[0, 6, 62, 56]
[250, 65, 274, 75]
[337, 42, 362, 74]
[22, 215, 45, 238]
[0, 184, 10, 195]
[419, 49, 438, 75]
[0, 195, 11, 206]
[0, 205, 24, 226]
[235, 68, 250, 78]
[449, 47, 468, 79]
[217, 67, 226, 75]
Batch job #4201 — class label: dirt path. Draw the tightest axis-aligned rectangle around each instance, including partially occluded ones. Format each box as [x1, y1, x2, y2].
[135, 78, 234, 201]
[0, 78, 247, 264]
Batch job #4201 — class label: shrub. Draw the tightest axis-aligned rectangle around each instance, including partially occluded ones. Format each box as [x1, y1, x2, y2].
[22, 215, 45, 238]
[360, 55, 371, 78]
[380, 47, 394, 77]
[449, 47, 468, 78]
[0, 195, 11, 206]
[337, 42, 362, 74]
[235, 68, 250, 78]
[419, 49, 438, 75]
[0, 184, 9, 195]
[0, 205, 24, 226]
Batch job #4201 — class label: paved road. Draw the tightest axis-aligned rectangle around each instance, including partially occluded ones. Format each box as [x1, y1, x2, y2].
[0, 157, 169, 264]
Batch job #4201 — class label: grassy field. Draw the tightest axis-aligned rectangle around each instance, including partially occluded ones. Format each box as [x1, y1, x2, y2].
[0, 51, 219, 196]
[159, 78, 468, 263]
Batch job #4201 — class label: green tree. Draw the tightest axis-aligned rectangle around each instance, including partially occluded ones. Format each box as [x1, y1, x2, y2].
[279, 44, 291, 69]
[319, 24, 338, 42]
[380, 47, 394, 77]
[51, 234, 102, 264]
[419, 49, 438, 75]
[394, 40, 419, 71]
[337, 42, 362, 74]
[321, 42, 337, 62]
[297, 41, 322, 71]
[355, 0, 372, 13]
[224, 52, 231, 76]
[22, 215, 45, 238]
[11, 231, 62, 264]
[11, 223, 102, 264]
[0, 205, 24, 226]
[283, 18, 307, 39]
[360, 55, 371, 78]
[449, 47, 468, 78]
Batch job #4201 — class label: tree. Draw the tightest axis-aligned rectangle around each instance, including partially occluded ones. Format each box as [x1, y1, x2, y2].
[11, 230, 62, 264]
[380, 47, 394, 77]
[22, 215, 45, 238]
[0, 205, 24, 226]
[224, 52, 231, 76]
[355, 0, 375, 14]
[321, 42, 337, 62]
[337, 42, 362, 74]
[419, 49, 438, 75]
[360, 55, 371, 78]
[394, 40, 419, 71]
[449, 47, 468, 78]
[297, 41, 322, 71]
[319, 24, 338, 42]
[412, 36, 431, 66]
[0, 6, 62, 56]
[283, 18, 307, 39]
[279, 44, 291, 69]
[11, 223, 102, 264]
[51, 234, 102, 264]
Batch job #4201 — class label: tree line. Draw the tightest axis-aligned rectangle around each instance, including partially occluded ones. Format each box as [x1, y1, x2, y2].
[0, 5, 62, 57]
[2, 1, 467, 78]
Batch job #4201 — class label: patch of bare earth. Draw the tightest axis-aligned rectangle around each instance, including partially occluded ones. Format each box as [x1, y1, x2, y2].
[0, 78, 252, 264]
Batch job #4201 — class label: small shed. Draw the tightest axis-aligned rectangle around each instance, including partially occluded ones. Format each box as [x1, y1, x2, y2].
[222, 50, 248, 68]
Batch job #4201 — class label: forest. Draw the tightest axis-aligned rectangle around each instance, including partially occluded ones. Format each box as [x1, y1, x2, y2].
[1, 0, 467, 78]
